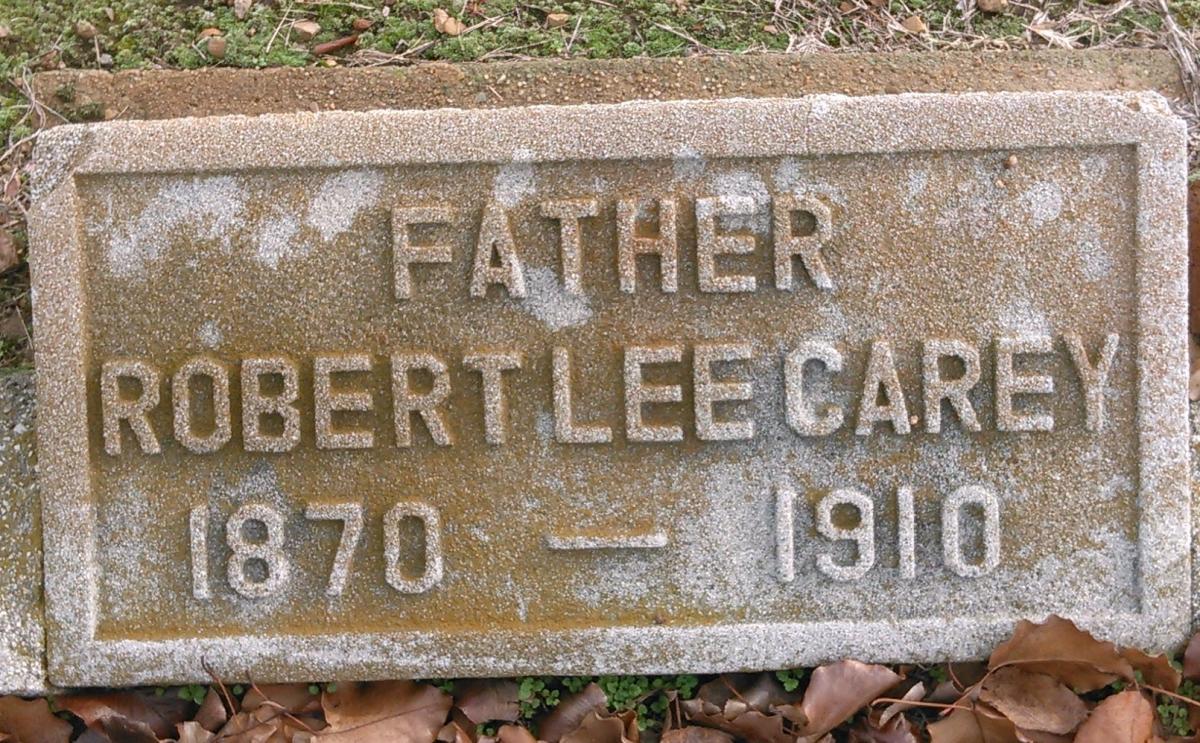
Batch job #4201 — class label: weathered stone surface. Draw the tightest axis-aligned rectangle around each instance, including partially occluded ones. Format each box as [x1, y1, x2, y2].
[0, 372, 47, 694]
[28, 91, 1188, 687]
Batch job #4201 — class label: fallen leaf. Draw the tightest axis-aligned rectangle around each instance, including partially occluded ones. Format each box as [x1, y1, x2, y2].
[0, 231, 18, 274]
[977, 668, 1085, 735]
[540, 683, 607, 743]
[927, 704, 1020, 743]
[234, 0, 252, 19]
[1189, 336, 1200, 401]
[796, 661, 902, 738]
[242, 684, 322, 715]
[987, 616, 1132, 692]
[217, 704, 323, 743]
[879, 682, 924, 726]
[58, 691, 189, 740]
[177, 720, 216, 743]
[1119, 646, 1180, 691]
[0, 698, 72, 743]
[319, 680, 451, 742]
[437, 717, 474, 743]
[562, 709, 639, 743]
[292, 19, 321, 40]
[546, 12, 570, 27]
[976, 0, 1007, 12]
[1183, 631, 1200, 680]
[206, 35, 227, 59]
[195, 688, 228, 732]
[661, 728, 734, 743]
[74, 20, 97, 39]
[899, 15, 927, 33]
[1073, 690, 1152, 743]
[455, 680, 520, 725]
[313, 35, 358, 55]
[433, 8, 466, 35]
[496, 725, 538, 743]
[849, 713, 919, 743]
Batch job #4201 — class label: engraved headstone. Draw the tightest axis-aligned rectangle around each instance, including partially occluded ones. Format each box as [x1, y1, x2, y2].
[29, 92, 1189, 687]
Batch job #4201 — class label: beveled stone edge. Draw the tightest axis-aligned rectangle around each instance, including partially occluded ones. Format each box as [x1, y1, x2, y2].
[28, 92, 1191, 687]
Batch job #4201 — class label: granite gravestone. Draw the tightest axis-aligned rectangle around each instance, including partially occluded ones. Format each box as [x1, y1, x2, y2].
[28, 92, 1189, 687]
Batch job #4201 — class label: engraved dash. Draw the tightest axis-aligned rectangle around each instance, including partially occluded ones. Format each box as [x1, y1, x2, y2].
[544, 533, 668, 550]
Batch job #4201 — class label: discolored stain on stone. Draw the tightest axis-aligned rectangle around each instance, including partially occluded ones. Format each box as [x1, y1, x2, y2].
[26, 92, 1189, 688]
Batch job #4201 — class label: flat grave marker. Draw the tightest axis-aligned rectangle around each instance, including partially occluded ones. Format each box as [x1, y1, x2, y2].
[29, 91, 1189, 686]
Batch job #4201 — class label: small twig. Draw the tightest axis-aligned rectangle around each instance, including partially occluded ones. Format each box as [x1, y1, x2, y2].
[1146, 684, 1200, 708]
[871, 697, 973, 712]
[652, 22, 716, 53]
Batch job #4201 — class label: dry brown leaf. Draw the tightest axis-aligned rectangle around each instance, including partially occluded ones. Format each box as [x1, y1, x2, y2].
[177, 720, 216, 743]
[977, 668, 1086, 735]
[1120, 647, 1180, 692]
[1183, 632, 1200, 680]
[319, 680, 451, 743]
[927, 704, 1020, 743]
[1073, 690, 1153, 743]
[433, 8, 466, 35]
[795, 660, 902, 738]
[312, 35, 358, 54]
[661, 728, 734, 743]
[218, 704, 323, 743]
[849, 713, 919, 742]
[879, 682, 925, 726]
[58, 691, 189, 740]
[455, 680, 520, 725]
[0, 698, 72, 743]
[195, 688, 228, 732]
[438, 719, 474, 743]
[540, 683, 607, 743]
[242, 684, 322, 715]
[0, 231, 18, 274]
[562, 709, 639, 743]
[987, 616, 1132, 692]
[495, 725, 537, 743]
[899, 15, 927, 33]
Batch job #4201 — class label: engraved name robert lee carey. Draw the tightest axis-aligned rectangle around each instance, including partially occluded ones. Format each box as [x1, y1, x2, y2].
[94, 195, 1124, 598]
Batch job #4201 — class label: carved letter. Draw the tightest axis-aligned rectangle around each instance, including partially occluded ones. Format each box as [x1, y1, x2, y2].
[102, 359, 161, 455]
[241, 357, 301, 452]
[695, 197, 756, 293]
[624, 345, 684, 442]
[393, 207, 453, 300]
[694, 343, 754, 440]
[391, 353, 453, 446]
[617, 198, 678, 293]
[464, 351, 523, 444]
[782, 343, 840, 436]
[172, 356, 231, 454]
[784, 342, 844, 436]
[541, 199, 597, 296]
[471, 202, 526, 298]
[1063, 333, 1119, 432]
[922, 339, 981, 433]
[995, 336, 1054, 432]
[773, 195, 833, 291]
[552, 347, 611, 444]
[856, 341, 911, 435]
[314, 354, 375, 450]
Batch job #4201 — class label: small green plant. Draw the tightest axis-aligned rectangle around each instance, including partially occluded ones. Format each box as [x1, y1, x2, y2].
[517, 677, 560, 719]
[177, 684, 207, 704]
[1159, 700, 1191, 736]
[776, 668, 806, 693]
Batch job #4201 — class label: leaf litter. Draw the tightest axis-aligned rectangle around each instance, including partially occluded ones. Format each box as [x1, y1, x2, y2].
[6, 616, 1200, 742]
